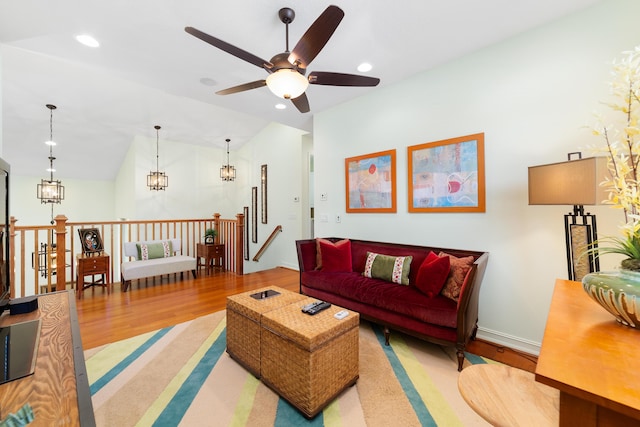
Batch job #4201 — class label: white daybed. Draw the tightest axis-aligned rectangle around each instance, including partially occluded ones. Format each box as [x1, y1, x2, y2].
[120, 238, 197, 292]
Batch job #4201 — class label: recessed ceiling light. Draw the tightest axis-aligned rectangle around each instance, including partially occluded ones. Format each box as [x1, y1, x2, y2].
[275, 103, 287, 110]
[75, 34, 100, 48]
[357, 62, 372, 73]
[199, 77, 217, 86]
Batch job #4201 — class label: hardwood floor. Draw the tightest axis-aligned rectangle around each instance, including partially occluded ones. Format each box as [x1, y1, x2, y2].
[76, 267, 537, 372]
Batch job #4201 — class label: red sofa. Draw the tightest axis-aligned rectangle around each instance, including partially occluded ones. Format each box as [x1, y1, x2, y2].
[296, 238, 489, 371]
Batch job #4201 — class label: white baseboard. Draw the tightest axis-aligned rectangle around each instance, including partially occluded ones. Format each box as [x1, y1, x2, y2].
[476, 326, 541, 356]
[279, 262, 299, 270]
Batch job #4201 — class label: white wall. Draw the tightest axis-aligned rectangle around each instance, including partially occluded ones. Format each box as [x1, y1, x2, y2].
[240, 122, 308, 273]
[11, 175, 115, 225]
[110, 133, 249, 220]
[312, 0, 638, 353]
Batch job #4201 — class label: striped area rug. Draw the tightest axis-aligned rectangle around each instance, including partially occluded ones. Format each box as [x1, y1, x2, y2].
[84, 310, 493, 426]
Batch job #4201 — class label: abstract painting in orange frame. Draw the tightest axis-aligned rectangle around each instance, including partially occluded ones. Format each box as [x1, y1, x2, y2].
[345, 149, 396, 213]
[408, 133, 485, 213]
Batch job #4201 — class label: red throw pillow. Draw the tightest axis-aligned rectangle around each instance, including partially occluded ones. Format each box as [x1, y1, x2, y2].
[439, 252, 475, 301]
[414, 252, 450, 297]
[316, 238, 352, 272]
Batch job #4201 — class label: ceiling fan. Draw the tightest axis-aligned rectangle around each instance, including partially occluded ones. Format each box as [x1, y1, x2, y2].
[185, 5, 380, 113]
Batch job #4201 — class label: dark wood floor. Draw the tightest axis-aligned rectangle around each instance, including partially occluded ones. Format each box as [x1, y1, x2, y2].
[76, 267, 537, 372]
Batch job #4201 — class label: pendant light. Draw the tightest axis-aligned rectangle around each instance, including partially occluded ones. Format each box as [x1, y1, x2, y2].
[147, 125, 168, 190]
[220, 138, 236, 182]
[36, 104, 65, 205]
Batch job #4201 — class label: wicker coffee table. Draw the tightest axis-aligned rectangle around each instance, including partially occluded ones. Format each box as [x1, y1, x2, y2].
[260, 297, 359, 418]
[226, 286, 307, 377]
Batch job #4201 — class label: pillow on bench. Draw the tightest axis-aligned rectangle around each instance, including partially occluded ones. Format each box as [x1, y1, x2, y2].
[137, 241, 173, 260]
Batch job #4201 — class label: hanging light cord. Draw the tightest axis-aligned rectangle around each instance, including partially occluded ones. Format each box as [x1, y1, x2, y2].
[47, 104, 56, 182]
[226, 138, 231, 167]
[155, 125, 161, 174]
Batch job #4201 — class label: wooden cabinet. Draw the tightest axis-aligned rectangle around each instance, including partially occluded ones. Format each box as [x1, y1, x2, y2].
[0, 291, 95, 426]
[196, 243, 225, 274]
[76, 253, 110, 298]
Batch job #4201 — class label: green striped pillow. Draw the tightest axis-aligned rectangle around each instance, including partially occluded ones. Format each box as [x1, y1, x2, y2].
[136, 241, 173, 260]
[363, 252, 412, 285]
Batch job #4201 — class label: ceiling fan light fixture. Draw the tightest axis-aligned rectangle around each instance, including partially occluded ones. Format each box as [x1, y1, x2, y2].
[266, 69, 309, 99]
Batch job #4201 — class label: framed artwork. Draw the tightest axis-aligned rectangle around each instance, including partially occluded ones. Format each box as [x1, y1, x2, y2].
[78, 228, 103, 255]
[243, 206, 249, 260]
[408, 133, 485, 213]
[251, 187, 258, 243]
[345, 149, 397, 213]
[261, 164, 267, 224]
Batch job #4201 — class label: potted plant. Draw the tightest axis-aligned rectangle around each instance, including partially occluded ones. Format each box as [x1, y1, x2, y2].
[582, 45, 640, 327]
[204, 228, 217, 245]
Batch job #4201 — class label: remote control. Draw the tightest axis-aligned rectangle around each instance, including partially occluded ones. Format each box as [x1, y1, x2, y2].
[301, 301, 322, 313]
[305, 301, 331, 315]
[334, 310, 349, 320]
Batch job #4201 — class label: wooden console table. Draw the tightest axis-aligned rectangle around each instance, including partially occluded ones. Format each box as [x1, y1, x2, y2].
[76, 252, 110, 298]
[196, 243, 224, 274]
[535, 279, 640, 426]
[0, 291, 95, 426]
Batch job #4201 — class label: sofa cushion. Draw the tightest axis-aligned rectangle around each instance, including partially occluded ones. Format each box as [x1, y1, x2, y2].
[415, 251, 450, 297]
[439, 252, 475, 301]
[301, 271, 457, 328]
[317, 238, 352, 272]
[363, 252, 412, 285]
[137, 241, 173, 260]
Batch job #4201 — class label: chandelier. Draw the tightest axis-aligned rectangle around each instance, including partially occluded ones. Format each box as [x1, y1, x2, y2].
[220, 138, 236, 182]
[147, 125, 168, 190]
[36, 104, 65, 205]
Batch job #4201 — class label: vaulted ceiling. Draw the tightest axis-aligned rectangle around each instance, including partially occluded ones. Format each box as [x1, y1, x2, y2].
[0, 0, 601, 180]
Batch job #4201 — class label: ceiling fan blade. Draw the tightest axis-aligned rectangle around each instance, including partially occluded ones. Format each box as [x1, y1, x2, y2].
[288, 6, 344, 69]
[185, 27, 272, 69]
[308, 71, 380, 87]
[216, 80, 266, 95]
[291, 93, 310, 113]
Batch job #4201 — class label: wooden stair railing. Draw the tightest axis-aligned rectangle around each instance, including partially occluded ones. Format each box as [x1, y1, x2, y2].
[9, 212, 246, 298]
[253, 225, 282, 262]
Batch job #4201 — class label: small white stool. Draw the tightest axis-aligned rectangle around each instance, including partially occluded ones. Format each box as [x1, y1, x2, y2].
[458, 363, 559, 427]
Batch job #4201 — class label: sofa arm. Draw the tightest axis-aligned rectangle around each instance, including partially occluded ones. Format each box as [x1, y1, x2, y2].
[296, 239, 318, 272]
[456, 252, 489, 343]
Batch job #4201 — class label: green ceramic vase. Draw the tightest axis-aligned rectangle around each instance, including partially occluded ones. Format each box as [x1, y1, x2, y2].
[582, 269, 640, 328]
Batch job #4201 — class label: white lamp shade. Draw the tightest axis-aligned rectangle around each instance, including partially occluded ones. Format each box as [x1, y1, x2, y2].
[266, 69, 309, 99]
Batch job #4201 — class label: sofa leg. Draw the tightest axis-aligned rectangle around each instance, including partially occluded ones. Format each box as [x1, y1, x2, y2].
[456, 350, 465, 372]
[122, 280, 130, 292]
[191, 269, 197, 279]
[384, 326, 390, 346]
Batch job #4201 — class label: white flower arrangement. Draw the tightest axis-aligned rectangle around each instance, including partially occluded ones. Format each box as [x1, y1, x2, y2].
[588, 46, 640, 268]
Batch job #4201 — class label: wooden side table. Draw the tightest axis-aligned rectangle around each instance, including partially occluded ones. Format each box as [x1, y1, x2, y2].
[536, 279, 640, 426]
[196, 243, 225, 274]
[76, 252, 110, 298]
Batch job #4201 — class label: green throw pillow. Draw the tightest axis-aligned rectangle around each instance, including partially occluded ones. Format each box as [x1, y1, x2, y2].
[363, 252, 412, 285]
[136, 241, 173, 260]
